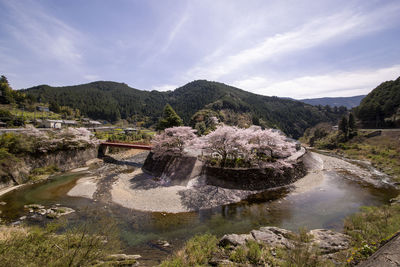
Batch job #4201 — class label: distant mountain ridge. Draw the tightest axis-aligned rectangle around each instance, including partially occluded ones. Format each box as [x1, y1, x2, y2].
[300, 95, 366, 109]
[22, 80, 347, 138]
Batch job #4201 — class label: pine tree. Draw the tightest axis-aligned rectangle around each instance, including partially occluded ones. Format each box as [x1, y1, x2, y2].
[348, 113, 356, 137]
[157, 104, 183, 130]
[0, 75, 8, 85]
[339, 116, 348, 140]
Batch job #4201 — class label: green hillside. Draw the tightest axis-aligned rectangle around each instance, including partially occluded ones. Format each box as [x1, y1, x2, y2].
[355, 76, 400, 128]
[23, 80, 346, 138]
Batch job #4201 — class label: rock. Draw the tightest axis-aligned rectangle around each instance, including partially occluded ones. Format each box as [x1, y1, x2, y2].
[390, 195, 400, 206]
[209, 258, 234, 266]
[46, 212, 60, 219]
[106, 254, 141, 261]
[219, 234, 254, 247]
[24, 204, 45, 210]
[259, 226, 294, 239]
[156, 240, 171, 247]
[309, 229, 351, 254]
[250, 227, 294, 249]
[0, 201, 6, 205]
[19, 216, 27, 220]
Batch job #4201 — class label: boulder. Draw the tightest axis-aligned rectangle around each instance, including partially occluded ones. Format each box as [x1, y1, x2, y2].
[209, 258, 234, 266]
[309, 229, 351, 254]
[251, 227, 294, 248]
[219, 234, 254, 247]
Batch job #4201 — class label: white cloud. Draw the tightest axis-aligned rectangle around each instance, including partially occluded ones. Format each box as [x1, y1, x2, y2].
[83, 74, 99, 81]
[152, 84, 177, 91]
[184, 3, 400, 82]
[233, 65, 400, 99]
[2, 1, 84, 68]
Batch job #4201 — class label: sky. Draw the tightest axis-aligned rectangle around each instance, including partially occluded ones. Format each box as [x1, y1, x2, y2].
[0, 0, 400, 99]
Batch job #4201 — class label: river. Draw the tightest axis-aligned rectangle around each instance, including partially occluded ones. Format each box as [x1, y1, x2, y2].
[0, 151, 398, 266]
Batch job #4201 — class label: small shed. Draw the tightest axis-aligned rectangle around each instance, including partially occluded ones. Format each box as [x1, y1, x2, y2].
[42, 119, 62, 128]
[37, 106, 50, 112]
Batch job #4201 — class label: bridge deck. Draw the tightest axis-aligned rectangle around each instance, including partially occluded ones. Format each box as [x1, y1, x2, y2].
[100, 142, 152, 150]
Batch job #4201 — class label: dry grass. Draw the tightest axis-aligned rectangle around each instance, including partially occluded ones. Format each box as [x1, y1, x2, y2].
[0, 226, 28, 241]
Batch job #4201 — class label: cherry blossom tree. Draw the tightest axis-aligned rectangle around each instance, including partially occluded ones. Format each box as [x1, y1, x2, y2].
[151, 124, 298, 168]
[23, 126, 98, 152]
[151, 126, 197, 158]
[201, 125, 297, 167]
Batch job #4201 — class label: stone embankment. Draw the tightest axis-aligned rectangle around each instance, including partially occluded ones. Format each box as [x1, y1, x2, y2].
[0, 146, 98, 190]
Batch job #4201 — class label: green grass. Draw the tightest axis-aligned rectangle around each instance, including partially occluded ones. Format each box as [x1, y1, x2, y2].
[160, 233, 218, 267]
[344, 204, 400, 264]
[0, 216, 122, 267]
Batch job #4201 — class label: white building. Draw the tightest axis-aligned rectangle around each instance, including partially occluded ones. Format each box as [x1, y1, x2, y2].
[42, 119, 62, 128]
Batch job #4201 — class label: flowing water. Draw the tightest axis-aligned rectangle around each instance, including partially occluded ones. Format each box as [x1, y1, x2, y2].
[0, 153, 398, 265]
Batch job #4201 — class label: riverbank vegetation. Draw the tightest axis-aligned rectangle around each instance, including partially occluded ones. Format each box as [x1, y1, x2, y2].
[344, 203, 400, 264]
[0, 215, 134, 266]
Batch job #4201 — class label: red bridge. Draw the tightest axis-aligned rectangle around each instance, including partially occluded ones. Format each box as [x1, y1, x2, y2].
[100, 141, 152, 150]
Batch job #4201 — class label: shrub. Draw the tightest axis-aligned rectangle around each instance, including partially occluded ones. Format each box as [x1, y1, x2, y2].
[0, 216, 120, 267]
[229, 246, 247, 263]
[160, 234, 218, 266]
[246, 240, 263, 264]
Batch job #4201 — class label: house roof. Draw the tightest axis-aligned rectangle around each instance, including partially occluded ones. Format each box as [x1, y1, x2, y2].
[45, 119, 63, 123]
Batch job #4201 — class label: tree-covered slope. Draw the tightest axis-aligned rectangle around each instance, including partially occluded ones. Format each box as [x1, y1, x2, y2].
[355, 76, 400, 128]
[23, 80, 346, 138]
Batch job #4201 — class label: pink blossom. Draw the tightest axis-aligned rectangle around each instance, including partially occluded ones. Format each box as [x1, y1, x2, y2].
[151, 126, 197, 158]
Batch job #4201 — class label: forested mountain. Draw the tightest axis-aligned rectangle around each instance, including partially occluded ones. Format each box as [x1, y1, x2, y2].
[23, 80, 347, 138]
[300, 95, 365, 109]
[355, 76, 400, 128]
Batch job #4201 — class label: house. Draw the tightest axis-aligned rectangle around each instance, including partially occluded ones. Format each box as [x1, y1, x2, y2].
[42, 119, 62, 128]
[36, 106, 50, 112]
[62, 120, 78, 127]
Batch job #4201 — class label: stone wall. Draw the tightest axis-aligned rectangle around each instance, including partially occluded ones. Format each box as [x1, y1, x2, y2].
[204, 161, 307, 190]
[142, 152, 203, 185]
